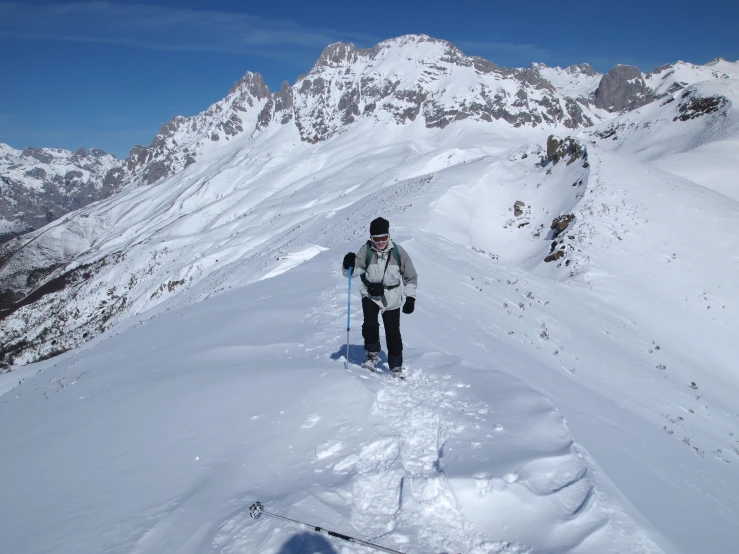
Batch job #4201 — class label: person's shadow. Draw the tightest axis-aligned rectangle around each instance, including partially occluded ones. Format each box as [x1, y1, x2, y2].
[277, 532, 339, 554]
[329, 344, 388, 370]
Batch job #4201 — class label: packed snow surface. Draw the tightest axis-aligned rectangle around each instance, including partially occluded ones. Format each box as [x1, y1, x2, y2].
[2, 52, 739, 554]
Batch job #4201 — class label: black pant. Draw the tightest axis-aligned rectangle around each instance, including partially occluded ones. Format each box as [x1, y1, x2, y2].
[362, 297, 403, 368]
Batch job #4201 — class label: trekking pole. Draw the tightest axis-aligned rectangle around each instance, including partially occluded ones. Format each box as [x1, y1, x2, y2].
[345, 266, 353, 369]
[250, 501, 405, 554]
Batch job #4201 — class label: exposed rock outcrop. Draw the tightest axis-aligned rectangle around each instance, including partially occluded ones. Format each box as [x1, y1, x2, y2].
[595, 65, 648, 112]
[551, 214, 575, 235]
[674, 90, 727, 121]
[545, 136, 586, 165]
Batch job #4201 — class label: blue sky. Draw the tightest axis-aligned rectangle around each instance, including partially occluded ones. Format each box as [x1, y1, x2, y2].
[1, 0, 737, 159]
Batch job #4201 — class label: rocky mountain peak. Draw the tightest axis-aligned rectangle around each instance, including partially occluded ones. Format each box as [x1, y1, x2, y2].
[649, 63, 675, 76]
[108, 69, 273, 188]
[20, 147, 55, 164]
[70, 147, 113, 165]
[229, 71, 271, 101]
[315, 42, 362, 67]
[566, 63, 598, 77]
[594, 64, 648, 112]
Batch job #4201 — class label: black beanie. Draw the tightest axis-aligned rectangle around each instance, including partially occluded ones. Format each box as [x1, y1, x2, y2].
[369, 217, 389, 235]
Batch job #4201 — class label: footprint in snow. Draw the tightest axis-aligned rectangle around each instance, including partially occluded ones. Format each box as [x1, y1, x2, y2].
[301, 414, 321, 428]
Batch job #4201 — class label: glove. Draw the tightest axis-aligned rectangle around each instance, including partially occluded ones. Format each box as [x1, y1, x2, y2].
[402, 297, 415, 314]
[342, 252, 356, 270]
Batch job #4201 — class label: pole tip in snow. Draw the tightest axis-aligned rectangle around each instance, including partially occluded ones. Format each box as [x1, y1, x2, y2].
[250, 501, 263, 519]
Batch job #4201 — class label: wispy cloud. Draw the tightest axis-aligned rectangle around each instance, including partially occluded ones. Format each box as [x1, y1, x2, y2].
[455, 40, 553, 66]
[0, 1, 382, 62]
[454, 40, 666, 72]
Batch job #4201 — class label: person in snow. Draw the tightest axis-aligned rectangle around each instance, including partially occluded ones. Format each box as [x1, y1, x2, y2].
[342, 217, 418, 373]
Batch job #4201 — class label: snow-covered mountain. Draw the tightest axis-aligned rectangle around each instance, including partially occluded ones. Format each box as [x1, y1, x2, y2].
[2, 37, 737, 367]
[1, 34, 738, 554]
[106, 35, 609, 191]
[104, 37, 739, 196]
[0, 144, 121, 243]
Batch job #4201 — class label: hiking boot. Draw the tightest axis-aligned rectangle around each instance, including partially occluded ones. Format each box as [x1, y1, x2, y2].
[390, 367, 406, 380]
[361, 352, 380, 372]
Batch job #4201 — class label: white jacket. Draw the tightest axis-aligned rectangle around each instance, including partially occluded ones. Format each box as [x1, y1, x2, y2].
[343, 238, 417, 311]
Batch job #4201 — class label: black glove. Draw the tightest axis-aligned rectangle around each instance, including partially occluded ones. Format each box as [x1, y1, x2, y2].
[342, 252, 356, 270]
[402, 297, 415, 314]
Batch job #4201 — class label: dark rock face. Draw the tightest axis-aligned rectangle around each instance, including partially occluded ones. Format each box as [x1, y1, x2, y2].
[544, 249, 566, 263]
[674, 91, 726, 121]
[143, 161, 169, 185]
[25, 167, 47, 179]
[21, 147, 54, 164]
[595, 65, 648, 112]
[546, 136, 586, 165]
[551, 214, 575, 235]
[274, 82, 295, 124]
[315, 42, 361, 67]
[102, 167, 126, 198]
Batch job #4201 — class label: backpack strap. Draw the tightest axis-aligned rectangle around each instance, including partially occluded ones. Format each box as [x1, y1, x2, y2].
[364, 240, 401, 269]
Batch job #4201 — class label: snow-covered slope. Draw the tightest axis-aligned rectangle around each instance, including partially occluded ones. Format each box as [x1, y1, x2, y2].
[0, 144, 120, 242]
[1, 131, 738, 552]
[585, 78, 739, 200]
[645, 58, 739, 100]
[0, 241, 675, 554]
[1, 34, 738, 554]
[533, 62, 602, 100]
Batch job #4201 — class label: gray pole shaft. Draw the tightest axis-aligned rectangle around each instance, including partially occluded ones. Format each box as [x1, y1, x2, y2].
[260, 509, 405, 554]
[345, 327, 350, 369]
[345, 266, 353, 369]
